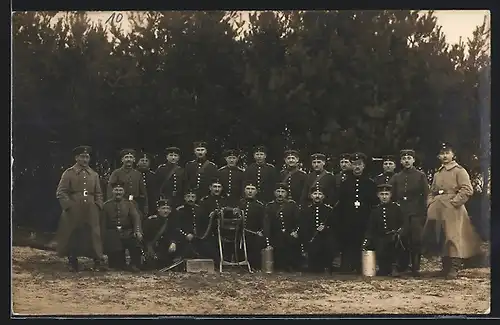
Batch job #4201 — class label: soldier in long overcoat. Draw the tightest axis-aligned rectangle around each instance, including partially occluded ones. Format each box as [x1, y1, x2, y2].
[279, 149, 307, 203]
[156, 147, 185, 208]
[422, 142, 483, 279]
[243, 145, 277, 204]
[389, 149, 429, 276]
[55, 146, 105, 272]
[218, 149, 245, 207]
[137, 151, 158, 217]
[184, 141, 219, 201]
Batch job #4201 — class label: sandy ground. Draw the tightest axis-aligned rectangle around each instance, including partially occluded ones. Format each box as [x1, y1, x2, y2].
[11, 246, 490, 316]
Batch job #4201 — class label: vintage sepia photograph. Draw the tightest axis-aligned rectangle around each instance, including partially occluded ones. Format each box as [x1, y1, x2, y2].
[11, 9, 491, 316]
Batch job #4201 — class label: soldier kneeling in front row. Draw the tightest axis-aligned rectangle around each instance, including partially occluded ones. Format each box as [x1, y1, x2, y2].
[101, 181, 144, 272]
[363, 184, 406, 277]
[142, 198, 178, 270]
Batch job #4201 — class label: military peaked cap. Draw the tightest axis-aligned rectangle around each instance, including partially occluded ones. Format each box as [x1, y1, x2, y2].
[110, 180, 125, 189]
[222, 149, 239, 158]
[284, 149, 300, 158]
[439, 142, 454, 152]
[350, 152, 367, 162]
[193, 141, 208, 149]
[377, 184, 393, 192]
[243, 180, 257, 188]
[157, 198, 171, 208]
[166, 147, 181, 155]
[311, 153, 326, 161]
[72, 145, 92, 155]
[400, 149, 416, 158]
[254, 145, 267, 154]
[382, 155, 396, 162]
[339, 153, 351, 160]
[120, 148, 137, 158]
[275, 182, 288, 191]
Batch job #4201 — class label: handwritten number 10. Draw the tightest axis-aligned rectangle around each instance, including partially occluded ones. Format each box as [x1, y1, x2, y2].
[105, 12, 123, 25]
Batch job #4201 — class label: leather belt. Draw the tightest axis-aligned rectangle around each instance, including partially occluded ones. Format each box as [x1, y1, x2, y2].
[433, 190, 457, 195]
[72, 190, 94, 196]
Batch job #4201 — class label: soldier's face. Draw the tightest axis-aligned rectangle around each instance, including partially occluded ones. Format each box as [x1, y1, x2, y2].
[210, 183, 223, 195]
[112, 186, 125, 199]
[351, 160, 365, 175]
[311, 159, 325, 171]
[311, 191, 324, 203]
[438, 149, 455, 164]
[137, 157, 150, 170]
[383, 160, 396, 173]
[244, 185, 257, 198]
[225, 155, 238, 167]
[285, 155, 299, 167]
[158, 205, 172, 217]
[339, 159, 351, 171]
[122, 154, 135, 167]
[377, 191, 392, 204]
[167, 153, 180, 164]
[75, 153, 90, 167]
[195, 147, 207, 158]
[254, 151, 266, 163]
[274, 188, 287, 200]
[184, 193, 197, 204]
[401, 155, 415, 168]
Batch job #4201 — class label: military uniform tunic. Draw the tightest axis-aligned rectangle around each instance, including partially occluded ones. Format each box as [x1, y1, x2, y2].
[156, 162, 185, 208]
[264, 199, 301, 270]
[107, 167, 148, 215]
[337, 173, 378, 271]
[300, 170, 336, 206]
[239, 197, 265, 269]
[195, 195, 229, 261]
[185, 159, 219, 200]
[101, 198, 142, 254]
[364, 202, 406, 273]
[243, 162, 277, 203]
[55, 164, 104, 259]
[334, 170, 349, 190]
[374, 171, 395, 186]
[218, 165, 245, 206]
[299, 202, 337, 272]
[279, 168, 307, 203]
[173, 203, 202, 258]
[140, 169, 157, 216]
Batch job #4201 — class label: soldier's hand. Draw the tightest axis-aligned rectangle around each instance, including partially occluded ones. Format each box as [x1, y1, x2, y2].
[146, 245, 155, 257]
[168, 242, 176, 253]
[232, 208, 241, 215]
[257, 230, 263, 237]
[134, 231, 143, 241]
[290, 231, 298, 238]
[186, 233, 194, 241]
[317, 225, 325, 232]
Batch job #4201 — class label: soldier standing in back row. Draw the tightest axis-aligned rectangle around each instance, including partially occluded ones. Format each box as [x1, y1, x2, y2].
[337, 152, 378, 273]
[137, 151, 157, 217]
[300, 153, 336, 207]
[374, 155, 397, 185]
[107, 149, 148, 217]
[279, 149, 307, 203]
[218, 149, 245, 207]
[389, 149, 429, 276]
[55, 146, 105, 272]
[243, 146, 277, 204]
[335, 153, 351, 190]
[156, 147, 185, 208]
[185, 141, 219, 201]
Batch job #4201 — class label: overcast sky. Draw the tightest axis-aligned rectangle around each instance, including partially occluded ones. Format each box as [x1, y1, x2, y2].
[71, 10, 490, 46]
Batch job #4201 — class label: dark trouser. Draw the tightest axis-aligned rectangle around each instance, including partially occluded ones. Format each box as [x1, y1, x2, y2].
[377, 237, 405, 275]
[307, 233, 335, 273]
[272, 234, 302, 271]
[340, 230, 365, 273]
[108, 237, 142, 269]
[246, 234, 266, 270]
[399, 215, 424, 273]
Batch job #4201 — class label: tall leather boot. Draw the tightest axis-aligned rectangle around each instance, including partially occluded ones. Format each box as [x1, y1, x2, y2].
[441, 256, 451, 276]
[68, 256, 79, 272]
[446, 258, 462, 279]
[411, 252, 421, 277]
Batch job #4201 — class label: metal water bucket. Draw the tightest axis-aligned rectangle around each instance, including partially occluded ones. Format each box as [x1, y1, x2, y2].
[362, 250, 377, 277]
[261, 246, 274, 274]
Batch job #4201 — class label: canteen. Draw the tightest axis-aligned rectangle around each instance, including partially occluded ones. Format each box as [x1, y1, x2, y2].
[362, 250, 377, 277]
[261, 246, 274, 274]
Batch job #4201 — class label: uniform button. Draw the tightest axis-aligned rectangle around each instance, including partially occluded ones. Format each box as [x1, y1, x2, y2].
[355, 194, 359, 198]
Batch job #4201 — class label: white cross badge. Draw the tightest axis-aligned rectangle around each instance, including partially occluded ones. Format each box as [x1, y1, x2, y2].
[354, 200, 361, 208]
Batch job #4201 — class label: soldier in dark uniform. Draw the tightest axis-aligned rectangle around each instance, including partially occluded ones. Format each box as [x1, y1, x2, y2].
[173, 189, 204, 259]
[334, 153, 351, 190]
[279, 149, 307, 203]
[264, 183, 301, 272]
[243, 145, 277, 204]
[389, 149, 429, 276]
[337, 152, 378, 273]
[238, 180, 266, 270]
[362, 184, 406, 277]
[300, 153, 336, 207]
[55, 146, 106, 272]
[101, 180, 143, 272]
[185, 141, 219, 201]
[300, 185, 338, 273]
[137, 151, 158, 217]
[142, 198, 179, 269]
[218, 149, 245, 207]
[156, 147, 185, 208]
[374, 155, 397, 186]
[107, 149, 148, 217]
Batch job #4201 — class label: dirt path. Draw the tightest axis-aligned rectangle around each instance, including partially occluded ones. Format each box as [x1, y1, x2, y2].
[12, 246, 490, 315]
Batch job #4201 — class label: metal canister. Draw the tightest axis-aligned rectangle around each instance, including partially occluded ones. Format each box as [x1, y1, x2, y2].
[362, 250, 377, 277]
[261, 246, 274, 274]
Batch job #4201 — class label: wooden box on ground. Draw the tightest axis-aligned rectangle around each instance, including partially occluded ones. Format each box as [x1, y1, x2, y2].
[186, 259, 216, 274]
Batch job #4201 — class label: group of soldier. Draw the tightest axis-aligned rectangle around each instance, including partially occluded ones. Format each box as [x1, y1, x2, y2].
[54, 140, 483, 280]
